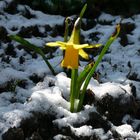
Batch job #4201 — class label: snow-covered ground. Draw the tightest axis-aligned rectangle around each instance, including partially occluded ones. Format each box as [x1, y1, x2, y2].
[0, 0, 140, 139]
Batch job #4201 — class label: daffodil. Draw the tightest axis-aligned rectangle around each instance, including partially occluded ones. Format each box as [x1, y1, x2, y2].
[46, 3, 120, 113]
[46, 17, 101, 69]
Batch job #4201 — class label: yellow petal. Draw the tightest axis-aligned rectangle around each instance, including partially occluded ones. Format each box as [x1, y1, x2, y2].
[46, 41, 66, 50]
[73, 44, 89, 49]
[46, 42, 60, 47]
[73, 43, 102, 49]
[79, 49, 89, 59]
[61, 45, 79, 69]
[85, 44, 102, 48]
[56, 41, 67, 46]
[56, 41, 67, 50]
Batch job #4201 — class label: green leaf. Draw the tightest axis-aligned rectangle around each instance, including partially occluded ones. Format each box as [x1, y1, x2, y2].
[74, 3, 87, 30]
[78, 62, 93, 87]
[77, 24, 121, 112]
[9, 35, 42, 55]
[79, 4, 87, 19]
[9, 35, 56, 75]
[74, 62, 93, 100]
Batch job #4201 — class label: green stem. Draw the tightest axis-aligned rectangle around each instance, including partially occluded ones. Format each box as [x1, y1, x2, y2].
[70, 69, 78, 112]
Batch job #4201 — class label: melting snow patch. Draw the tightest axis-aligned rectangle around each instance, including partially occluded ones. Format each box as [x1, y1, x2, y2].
[115, 124, 137, 139]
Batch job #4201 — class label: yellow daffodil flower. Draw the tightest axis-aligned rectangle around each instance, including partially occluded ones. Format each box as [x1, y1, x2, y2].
[46, 17, 101, 69]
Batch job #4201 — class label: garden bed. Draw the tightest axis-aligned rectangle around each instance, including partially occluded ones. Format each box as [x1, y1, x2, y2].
[0, 0, 140, 140]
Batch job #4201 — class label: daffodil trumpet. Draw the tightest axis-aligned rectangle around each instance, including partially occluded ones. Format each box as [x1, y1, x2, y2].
[46, 4, 120, 112]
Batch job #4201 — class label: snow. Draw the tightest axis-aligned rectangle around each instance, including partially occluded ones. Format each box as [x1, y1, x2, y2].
[55, 72, 71, 99]
[72, 125, 93, 136]
[0, 5, 64, 36]
[0, 67, 28, 85]
[98, 12, 120, 23]
[53, 134, 69, 140]
[115, 124, 137, 139]
[26, 88, 70, 115]
[0, 0, 140, 139]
